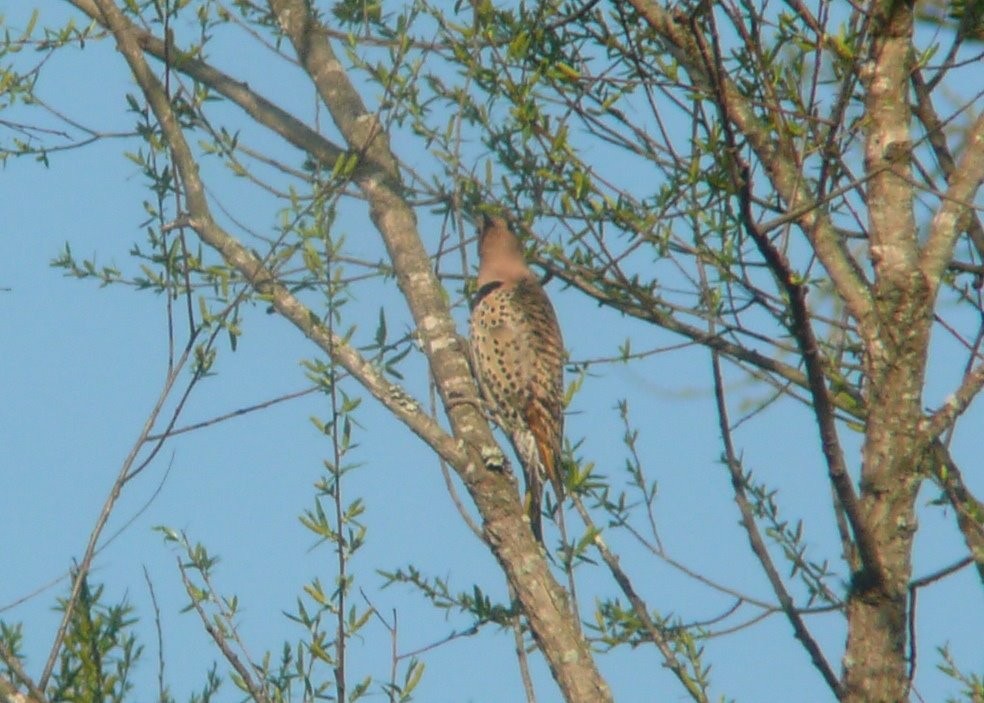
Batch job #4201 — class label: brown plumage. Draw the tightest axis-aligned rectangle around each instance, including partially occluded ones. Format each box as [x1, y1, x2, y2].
[469, 215, 565, 542]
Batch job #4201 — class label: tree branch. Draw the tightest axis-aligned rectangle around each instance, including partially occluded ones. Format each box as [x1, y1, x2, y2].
[177, 560, 271, 703]
[263, 3, 611, 700]
[927, 442, 984, 585]
[538, 255, 867, 419]
[75, 0, 467, 485]
[689, 19, 884, 588]
[910, 68, 984, 263]
[36, 339, 198, 691]
[67, 0, 348, 167]
[710, 351, 842, 696]
[921, 108, 984, 287]
[924, 360, 984, 439]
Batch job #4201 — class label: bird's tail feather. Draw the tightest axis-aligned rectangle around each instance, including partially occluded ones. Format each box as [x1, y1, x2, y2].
[512, 428, 550, 544]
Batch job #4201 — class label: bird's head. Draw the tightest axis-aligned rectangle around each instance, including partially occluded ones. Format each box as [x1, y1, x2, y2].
[476, 214, 535, 286]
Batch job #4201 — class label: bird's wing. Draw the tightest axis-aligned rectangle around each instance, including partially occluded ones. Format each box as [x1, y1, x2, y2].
[512, 280, 566, 500]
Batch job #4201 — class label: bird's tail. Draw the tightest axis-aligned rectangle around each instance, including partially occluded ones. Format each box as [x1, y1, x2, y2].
[512, 427, 554, 544]
[524, 469, 544, 544]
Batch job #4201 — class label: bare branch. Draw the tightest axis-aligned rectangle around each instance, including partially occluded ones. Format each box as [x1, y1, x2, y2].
[570, 495, 710, 703]
[37, 340, 198, 691]
[145, 386, 321, 441]
[710, 351, 842, 696]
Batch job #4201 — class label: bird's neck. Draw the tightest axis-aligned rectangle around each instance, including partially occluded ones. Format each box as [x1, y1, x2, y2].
[477, 259, 535, 288]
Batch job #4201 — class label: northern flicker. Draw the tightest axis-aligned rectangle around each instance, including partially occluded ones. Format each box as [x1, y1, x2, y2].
[469, 214, 565, 543]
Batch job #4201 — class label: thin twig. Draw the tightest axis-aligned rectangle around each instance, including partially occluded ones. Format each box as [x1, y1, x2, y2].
[324, 244, 348, 703]
[177, 560, 271, 703]
[37, 341, 196, 690]
[146, 386, 321, 441]
[907, 556, 974, 683]
[142, 566, 168, 703]
[506, 582, 537, 703]
[710, 350, 842, 696]
[569, 494, 709, 703]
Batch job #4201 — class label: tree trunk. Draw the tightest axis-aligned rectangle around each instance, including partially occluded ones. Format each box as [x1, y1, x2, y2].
[843, 294, 930, 703]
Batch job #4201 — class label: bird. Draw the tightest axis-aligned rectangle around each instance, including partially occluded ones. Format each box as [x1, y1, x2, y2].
[469, 214, 566, 543]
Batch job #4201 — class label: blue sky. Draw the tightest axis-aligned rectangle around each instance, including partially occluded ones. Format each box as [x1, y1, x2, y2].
[2, 3, 983, 702]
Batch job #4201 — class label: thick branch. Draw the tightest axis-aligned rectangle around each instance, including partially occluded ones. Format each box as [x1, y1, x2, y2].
[864, 1, 919, 291]
[911, 68, 984, 263]
[921, 108, 984, 287]
[268, 0, 400, 180]
[264, 4, 610, 700]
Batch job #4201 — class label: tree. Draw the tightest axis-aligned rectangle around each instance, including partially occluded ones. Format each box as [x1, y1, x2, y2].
[1, 0, 983, 701]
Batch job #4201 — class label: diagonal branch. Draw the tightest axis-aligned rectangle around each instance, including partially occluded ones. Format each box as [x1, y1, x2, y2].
[37, 340, 199, 691]
[734, 179, 884, 587]
[538, 254, 868, 419]
[568, 496, 710, 703]
[0, 643, 47, 703]
[75, 0, 466, 483]
[910, 68, 984, 262]
[64, 0, 468, 462]
[927, 442, 984, 585]
[177, 560, 271, 703]
[924, 360, 984, 439]
[683, 17, 883, 588]
[268, 0, 400, 180]
[710, 351, 842, 696]
[920, 108, 984, 287]
[67, 0, 348, 167]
